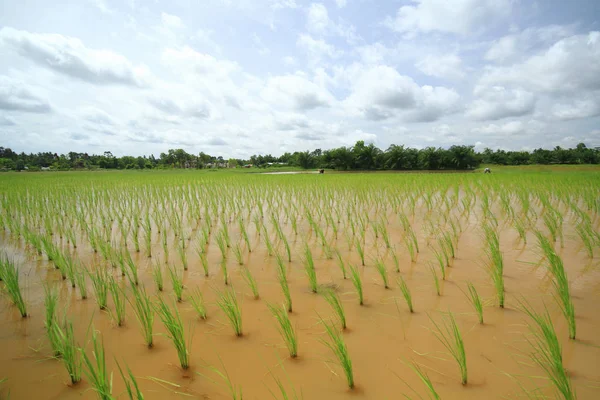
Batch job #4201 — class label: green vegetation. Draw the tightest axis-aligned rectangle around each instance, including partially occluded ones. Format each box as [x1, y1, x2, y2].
[80, 329, 113, 400]
[0, 256, 27, 317]
[320, 319, 354, 389]
[429, 313, 467, 385]
[216, 287, 243, 337]
[128, 285, 154, 348]
[269, 303, 298, 358]
[155, 297, 191, 369]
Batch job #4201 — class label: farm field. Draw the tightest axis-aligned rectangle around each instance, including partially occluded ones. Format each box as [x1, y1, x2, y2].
[0, 170, 599, 399]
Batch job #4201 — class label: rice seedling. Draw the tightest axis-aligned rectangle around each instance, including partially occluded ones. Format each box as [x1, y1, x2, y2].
[178, 240, 188, 271]
[374, 258, 389, 289]
[514, 217, 528, 245]
[355, 239, 365, 266]
[334, 249, 347, 279]
[241, 266, 259, 300]
[216, 287, 243, 336]
[108, 276, 126, 326]
[233, 243, 244, 266]
[53, 315, 82, 384]
[348, 264, 363, 306]
[396, 275, 413, 313]
[404, 360, 440, 400]
[75, 268, 88, 300]
[483, 225, 504, 308]
[152, 260, 163, 292]
[167, 264, 184, 302]
[189, 287, 207, 320]
[428, 263, 441, 296]
[116, 361, 144, 400]
[123, 251, 139, 286]
[44, 284, 61, 357]
[263, 227, 275, 256]
[89, 267, 110, 310]
[322, 289, 346, 329]
[519, 301, 575, 400]
[239, 218, 251, 252]
[428, 313, 467, 385]
[303, 245, 318, 293]
[390, 246, 400, 273]
[128, 285, 154, 347]
[220, 259, 229, 285]
[80, 329, 113, 400]
[465, 282, 483, 324]
[155, 297, 191, 369]
[198, 355, 243, 400]
[320, 318, 354, 389]
[196, 248, 209, 277]
[0, 257, 27, 317]
[276, 254, 292, 313]
[404, 234, 417, 263]
[575, 223, 594, 258]
[268, 303, 298, 358]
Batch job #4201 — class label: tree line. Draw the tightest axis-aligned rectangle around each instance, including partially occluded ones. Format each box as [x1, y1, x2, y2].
[0, 142, 598, 172]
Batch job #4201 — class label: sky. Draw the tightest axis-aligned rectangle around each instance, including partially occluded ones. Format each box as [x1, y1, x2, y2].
[0, 0, 599, 158]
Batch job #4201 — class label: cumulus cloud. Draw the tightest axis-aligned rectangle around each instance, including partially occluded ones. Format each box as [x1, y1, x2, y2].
[552, 96, 600, 120]
[416, 53, 464, 80]
[0, 115, 16, 125]
[385, 0, 512, 35]
[307, 3, 329, 34]
[147, 96, 213, 119]
[297, 34, 341, 60]
[0, 76, 52, 113]
[262, 74, 335, 110]
[0, 27, 152, 87]
[480, 32, 600, 94]
[466, 86, 536, 121]
[344, 65, 460, 122]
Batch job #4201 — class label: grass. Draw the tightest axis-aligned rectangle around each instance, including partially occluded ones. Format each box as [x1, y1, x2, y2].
[0, 256, 27, 317]
[520, 301, 575, 400]
[322, 289, 346, 330]
[428, 312, 467, 385]
[269, 303, 298, 358]
[348, 264, 363, 306]
[89, 267, 110, 310]
[80, 329, 113, 400]
[241, 266, 260, 300]
[374, 258, 389, 289]
[216, 287, 243, 336]
[465, 282, 484, 324]
[108, 276, 126, 327]
[189, 287, 207, 320]
[320, 318, 354, 389]
[128, 284, 154, 348]
[397, 275, 413, 313]
[155, 297, 191, 369]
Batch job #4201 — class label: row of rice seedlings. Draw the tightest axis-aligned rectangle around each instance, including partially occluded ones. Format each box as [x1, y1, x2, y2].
[520, 301, 575, 399]
[348, 264, 364, 306]
[189, 288, 208, 320]
[276, 254, 292, 313]
[155, 297, 191, 369]
[483, 225, 504, 308]
[128, 284, 154, 347]
[323, 290, 346, 329]
[108, 276, 126, 326]
[241, 266, 259, 300]
[167, 264, 184, 302]
[0, 256, 28, 317]
[269, 303, 298, 358]
[374, 258, 389, 289]
[428, 312, 467, 385]
[303, 245, 318, 293]
[90, 267, 110, 310]
[320, 319, 354, 389]
[216, 287, 243, 336]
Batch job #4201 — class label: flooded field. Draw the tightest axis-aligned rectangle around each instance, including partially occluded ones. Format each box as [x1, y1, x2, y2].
[0, 170, 599, 399]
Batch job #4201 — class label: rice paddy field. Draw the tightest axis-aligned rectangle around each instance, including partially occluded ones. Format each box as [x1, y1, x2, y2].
[0, 169, 599, 399]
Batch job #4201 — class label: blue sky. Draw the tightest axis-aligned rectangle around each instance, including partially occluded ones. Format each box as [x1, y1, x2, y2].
[0, 0, 599, 158]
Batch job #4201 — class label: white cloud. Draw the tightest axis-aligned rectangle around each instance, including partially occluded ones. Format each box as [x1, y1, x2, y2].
[386, 0, 512, 36]
[334, 0, 347, 8]
[261, 74, 335, 110]
[161, 13, 185, 31]
[416, 53, 464, 80]
[297, 33, 341, 60]
[307, 3, 329, 34]
[552, 96, 600, 120]
[0, 27, 152, 87]
[0, 76, 52, 113]
[343, 65, 460, 122]
[466, 86, 536, 121]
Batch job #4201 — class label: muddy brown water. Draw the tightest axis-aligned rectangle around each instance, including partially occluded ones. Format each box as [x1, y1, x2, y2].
[0, 188, 599, 399]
